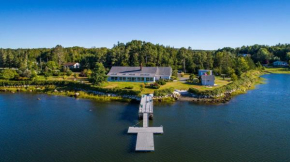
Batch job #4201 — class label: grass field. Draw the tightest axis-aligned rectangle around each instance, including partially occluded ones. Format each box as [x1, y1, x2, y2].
[36, 75, 90, 83]
[15, 72, 232, 94]
[265, 67, 290, 74]
[101, 76, 232, 94]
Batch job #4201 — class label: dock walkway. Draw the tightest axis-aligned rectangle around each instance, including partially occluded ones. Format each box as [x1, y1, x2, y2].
[128, 94, 163, 151]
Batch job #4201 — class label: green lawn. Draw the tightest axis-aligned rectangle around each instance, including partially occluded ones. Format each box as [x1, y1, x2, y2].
[160, 77, 231, 91]
[36, 74, 90, 83]
[32, 73, 232, 94]
[265, 67, 290, 74]
[102, 77, 232, 94]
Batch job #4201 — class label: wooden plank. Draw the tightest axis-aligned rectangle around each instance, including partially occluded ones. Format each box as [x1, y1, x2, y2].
[139, 94, 153, 113]
[128, 127, 163, 133]
[143, 113, 148, 127]
[136, 132, 154, 151]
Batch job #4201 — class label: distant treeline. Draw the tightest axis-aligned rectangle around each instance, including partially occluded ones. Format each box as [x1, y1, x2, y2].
[0, 40, 289, 76]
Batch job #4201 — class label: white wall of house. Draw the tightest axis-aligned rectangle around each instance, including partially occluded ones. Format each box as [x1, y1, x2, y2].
[155, 75, 171, 80]
[73, 63, 80, 68]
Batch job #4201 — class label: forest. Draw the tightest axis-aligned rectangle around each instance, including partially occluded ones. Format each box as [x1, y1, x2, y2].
[0, 40, 290, 80]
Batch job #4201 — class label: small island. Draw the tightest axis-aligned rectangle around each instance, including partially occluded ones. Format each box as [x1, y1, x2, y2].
[0, 41, 289, 103]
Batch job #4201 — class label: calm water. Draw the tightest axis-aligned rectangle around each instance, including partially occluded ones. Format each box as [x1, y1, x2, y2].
[0, 74, 290, 162]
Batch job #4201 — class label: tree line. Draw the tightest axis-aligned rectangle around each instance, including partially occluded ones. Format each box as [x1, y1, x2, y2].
[1, 40, 289, 78]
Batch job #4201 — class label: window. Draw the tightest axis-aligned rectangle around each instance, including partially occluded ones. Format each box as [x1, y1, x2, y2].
[137, 77, 141, 81]
[146, 78, 150, 81]
[150, 78, 153, 81]
[132, 77, 136, 81]
[111, 77, 118, 81]
[128, 77, 132, 81]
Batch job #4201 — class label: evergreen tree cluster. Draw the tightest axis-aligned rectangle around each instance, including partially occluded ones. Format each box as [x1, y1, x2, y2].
[1, 40, 289, 77]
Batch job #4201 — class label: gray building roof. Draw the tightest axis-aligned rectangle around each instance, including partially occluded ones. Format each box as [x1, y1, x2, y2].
[107, 66, 172, 77]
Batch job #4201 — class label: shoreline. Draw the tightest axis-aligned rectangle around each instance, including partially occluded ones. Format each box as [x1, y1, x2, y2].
[0, 70, 273, 104]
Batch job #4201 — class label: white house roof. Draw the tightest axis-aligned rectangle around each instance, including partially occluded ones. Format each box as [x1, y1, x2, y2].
[107, 66, 172, 77]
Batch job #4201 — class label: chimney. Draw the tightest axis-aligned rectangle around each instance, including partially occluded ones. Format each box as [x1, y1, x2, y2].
[140, 63, 143, 71]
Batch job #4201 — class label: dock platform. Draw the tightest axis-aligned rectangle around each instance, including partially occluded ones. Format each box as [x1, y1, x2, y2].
[128, 127, 163, 151]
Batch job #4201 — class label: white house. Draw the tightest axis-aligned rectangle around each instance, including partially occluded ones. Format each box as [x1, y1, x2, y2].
[201, 75, 215, 86]
[63, 62, 80, 69]
[198, 70, 212, 76]
[107, 66, 172, 82]
[273, 61, 288, 67]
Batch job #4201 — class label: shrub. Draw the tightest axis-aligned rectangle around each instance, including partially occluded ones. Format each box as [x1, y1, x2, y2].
[189, 74, 196, 81]
[156, 79, 166, 85]
[171, 76, 177, 80]
[53, 70, 61, 76]
[31, 70, 38, 78]
[44, 72, 52, 77]
[172, 70, 178, 77]
[231, 73, 238, 81]
[80, 69, 92, 77]
[140, 84, 145, 91]
[2, 69, 16, 80]
[154, 87, 174, 96]
[66, 70, 73, 76]
[124, 86, 133, 89]
[145, 83, 160, 89]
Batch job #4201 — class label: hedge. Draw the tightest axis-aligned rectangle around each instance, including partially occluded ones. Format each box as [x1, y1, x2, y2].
[0, 80, 141, 96]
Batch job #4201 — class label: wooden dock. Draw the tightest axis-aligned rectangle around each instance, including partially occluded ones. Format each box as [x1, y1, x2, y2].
[128, 94, 163, 152]
[143, 113, 148, 127]
[139, 94, 153, 119]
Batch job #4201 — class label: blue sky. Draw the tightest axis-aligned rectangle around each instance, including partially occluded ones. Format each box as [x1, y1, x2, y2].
[0, 0, 289, 49]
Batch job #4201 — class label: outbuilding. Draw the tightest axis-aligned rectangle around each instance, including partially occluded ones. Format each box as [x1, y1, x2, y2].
[201, 75, 215, 86]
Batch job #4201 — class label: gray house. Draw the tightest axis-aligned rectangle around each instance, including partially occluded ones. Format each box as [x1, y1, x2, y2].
[273, 61, 288, 67]
[201, 75, 215, 86]
[107, 66, 172, 82]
